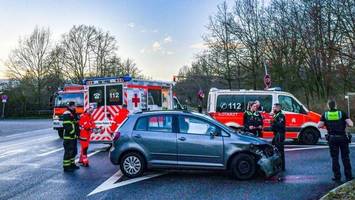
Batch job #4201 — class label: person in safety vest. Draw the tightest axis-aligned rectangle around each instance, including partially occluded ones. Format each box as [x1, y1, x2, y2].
[318, 100, 354, 182]
[271, 103, 286, 171]
[110, 104, 130, 133]
[78, 103, 96, 167]
[62, 101, 80, 172]
[243, 101, 263, 137]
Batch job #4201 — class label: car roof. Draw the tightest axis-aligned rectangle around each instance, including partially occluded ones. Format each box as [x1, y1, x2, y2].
[132, 110, 201, 117]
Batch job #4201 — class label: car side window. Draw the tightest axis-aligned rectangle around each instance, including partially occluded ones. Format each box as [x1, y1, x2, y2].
[278, 95, 303, 113]
[134, 117, 147, 131]
[179, 116, 217, 135]
[147, 115, 173, 133]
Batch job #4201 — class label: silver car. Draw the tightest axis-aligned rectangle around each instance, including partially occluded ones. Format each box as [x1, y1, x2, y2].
[110, 111, 281, 180]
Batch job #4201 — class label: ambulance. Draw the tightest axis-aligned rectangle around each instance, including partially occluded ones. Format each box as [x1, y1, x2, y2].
[52, 84, 85, 138]
[207, 87, 326, 145]
[53, 76, 181, 142]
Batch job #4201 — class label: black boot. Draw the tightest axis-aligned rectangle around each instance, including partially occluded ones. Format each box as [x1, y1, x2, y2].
[63, 167, 74, 172]
[71, 164, 80, 170]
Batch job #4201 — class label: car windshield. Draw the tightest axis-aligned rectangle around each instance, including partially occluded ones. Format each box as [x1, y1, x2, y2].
[55, 93, 84, 107]
[192, 112, 236, 133]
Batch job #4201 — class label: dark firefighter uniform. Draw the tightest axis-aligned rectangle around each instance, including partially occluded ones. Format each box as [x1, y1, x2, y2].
[271, 111, 286, 171]
[243, 111, 263, 137]
[62, 109, 79, 171]
[320, 110, 352, 181]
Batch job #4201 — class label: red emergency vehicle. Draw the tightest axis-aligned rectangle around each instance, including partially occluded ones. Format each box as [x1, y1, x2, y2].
[52, 84, 85, 138]
[207, 87, 326, 145]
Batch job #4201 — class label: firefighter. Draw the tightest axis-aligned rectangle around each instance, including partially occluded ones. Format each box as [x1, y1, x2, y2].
[78, 103, 96, 167]
[271, 103, 286, 171]
[110, 104, 130, 133]
[318, 100, 353, 182]
[62, 101, 80, 172]
[243, 102, 263, 137]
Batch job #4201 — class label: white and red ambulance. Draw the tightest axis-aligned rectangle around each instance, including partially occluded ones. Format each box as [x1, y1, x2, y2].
[207, 87, 326, 145]
[52, 77, 182, 142]
[83, 77, 180, 142]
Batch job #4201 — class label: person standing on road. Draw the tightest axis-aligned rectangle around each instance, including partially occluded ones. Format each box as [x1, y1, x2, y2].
[62, 101, 80, 172]
[318, 100, 353, 182]
[243, 102, 263, 137]
[271, 103, 286, 171]
[78, 103, 96, 167]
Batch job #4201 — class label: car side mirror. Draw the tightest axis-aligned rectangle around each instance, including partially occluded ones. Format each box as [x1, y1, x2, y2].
[207, 126, 218, 137]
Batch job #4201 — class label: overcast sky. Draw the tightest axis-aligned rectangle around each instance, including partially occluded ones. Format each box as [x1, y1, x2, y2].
[0, 0, 231, 81]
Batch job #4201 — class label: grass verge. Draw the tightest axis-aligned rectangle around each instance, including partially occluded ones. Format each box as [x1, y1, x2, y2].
[321, 180, 355, 200]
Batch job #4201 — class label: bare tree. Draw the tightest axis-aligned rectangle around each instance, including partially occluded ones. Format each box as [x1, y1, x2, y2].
[6, 26, 51, 107]
[60, 25, 97, 82]
[92, 29, 118, 77]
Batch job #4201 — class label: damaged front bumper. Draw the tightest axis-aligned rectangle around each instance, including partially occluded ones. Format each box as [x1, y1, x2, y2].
[253, 145, 282, 177]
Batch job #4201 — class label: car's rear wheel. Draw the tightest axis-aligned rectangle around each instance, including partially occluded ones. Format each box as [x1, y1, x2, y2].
[300, 128, 319, 145]
[120, 152, 145, 178]
[231, 153, 256, 180]
[57, 129, 63, 139]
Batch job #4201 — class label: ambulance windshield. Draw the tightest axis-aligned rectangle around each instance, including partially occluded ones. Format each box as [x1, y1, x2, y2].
[55, 93, 84, 107]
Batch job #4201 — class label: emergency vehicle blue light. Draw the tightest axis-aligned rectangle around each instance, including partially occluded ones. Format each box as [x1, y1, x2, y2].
[123, 75, 132, 82]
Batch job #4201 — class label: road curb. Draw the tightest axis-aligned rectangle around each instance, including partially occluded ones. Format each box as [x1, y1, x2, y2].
[319, 180, 354, 200]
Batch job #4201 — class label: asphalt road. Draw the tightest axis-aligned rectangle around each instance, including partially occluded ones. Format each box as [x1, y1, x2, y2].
[0, 119, 354, 200]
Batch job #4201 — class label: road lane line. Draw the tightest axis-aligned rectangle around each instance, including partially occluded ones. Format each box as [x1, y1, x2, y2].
[38, 148, 64, 157]
[0, 149, 26, 159]
[88, 171, 166, 196]
[4, 128, 52, 139]
[0, 136, 57, 152]
[87, 170, 123, 196]
[75, 149, 103, 163]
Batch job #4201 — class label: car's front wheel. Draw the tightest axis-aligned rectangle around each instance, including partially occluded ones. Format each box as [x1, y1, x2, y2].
[120, 152, 145, 178]
[231, 153, 256, 180]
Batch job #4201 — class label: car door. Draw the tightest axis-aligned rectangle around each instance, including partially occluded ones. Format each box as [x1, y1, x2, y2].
[132, 114, 177, 167]
[177, 115, 223, 168]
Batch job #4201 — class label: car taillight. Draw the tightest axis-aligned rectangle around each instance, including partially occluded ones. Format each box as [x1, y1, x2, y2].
[113, 132, 121, 141]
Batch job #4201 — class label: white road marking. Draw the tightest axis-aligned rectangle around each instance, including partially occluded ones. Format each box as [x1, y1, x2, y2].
[88, 171, 166, 196]
[38, 148, 64, 157]
[0, 136, 57, 152]
[3, 128, 52, 139]
[75, 149, 103, 163]
[0, 149, 26, 159]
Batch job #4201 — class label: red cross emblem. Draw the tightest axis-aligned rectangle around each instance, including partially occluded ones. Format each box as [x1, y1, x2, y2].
[132, 93, 140, 107]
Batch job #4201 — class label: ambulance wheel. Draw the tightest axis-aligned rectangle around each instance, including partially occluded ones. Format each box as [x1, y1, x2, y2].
[230, 153, 256, 180]
[57, 129, 64, 139]
[120, 152, 145, 178]
[300, 128, 319, 145]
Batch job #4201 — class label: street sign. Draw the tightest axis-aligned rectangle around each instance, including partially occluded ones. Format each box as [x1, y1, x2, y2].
[264, 74, 272, 89]
[2, 99, 6, 103]
[1, 95, 8, 100]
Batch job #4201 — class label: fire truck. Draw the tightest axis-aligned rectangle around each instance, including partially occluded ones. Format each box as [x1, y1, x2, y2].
[207, 88, 326, 145]
[52, 84, 85, 138]
[52, 77, 182, 141]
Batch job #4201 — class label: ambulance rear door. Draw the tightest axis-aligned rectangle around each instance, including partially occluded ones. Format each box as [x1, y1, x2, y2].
[88, 83, 123, 141]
